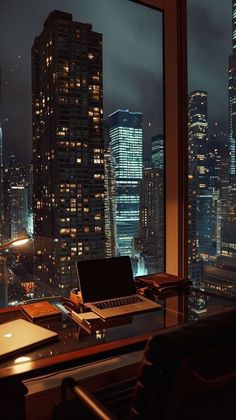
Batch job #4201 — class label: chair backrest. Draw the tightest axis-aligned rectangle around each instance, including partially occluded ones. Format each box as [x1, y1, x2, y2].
[130, 308, 236, 420]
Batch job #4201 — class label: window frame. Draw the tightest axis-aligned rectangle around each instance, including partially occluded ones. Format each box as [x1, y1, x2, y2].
[132, 0, 188, 277]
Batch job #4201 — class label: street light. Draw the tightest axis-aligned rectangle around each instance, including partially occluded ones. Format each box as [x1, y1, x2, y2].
[0, 236, 31, 250]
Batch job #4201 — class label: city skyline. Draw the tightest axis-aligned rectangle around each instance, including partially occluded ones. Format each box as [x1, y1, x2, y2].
[0, 1, 236, 305]
[0, 0, 233, 163]
[0, 0, 163, 163]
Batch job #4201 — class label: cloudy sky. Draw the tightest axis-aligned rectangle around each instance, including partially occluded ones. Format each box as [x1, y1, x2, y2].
[188, 0, 232, 130]
[0, 0, 232, 162]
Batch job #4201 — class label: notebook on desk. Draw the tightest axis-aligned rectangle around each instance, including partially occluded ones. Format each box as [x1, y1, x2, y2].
[0, 319, 58, 359]
[76, 256, 161, 319]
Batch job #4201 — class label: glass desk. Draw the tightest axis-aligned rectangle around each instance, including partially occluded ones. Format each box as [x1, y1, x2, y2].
[0, 287, 235, 420]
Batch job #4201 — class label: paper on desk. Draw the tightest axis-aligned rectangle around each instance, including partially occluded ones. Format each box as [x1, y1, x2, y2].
[71, 310, 101, 321]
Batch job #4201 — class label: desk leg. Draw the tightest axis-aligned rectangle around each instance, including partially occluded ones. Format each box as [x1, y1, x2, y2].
[0, 378, 28, 420]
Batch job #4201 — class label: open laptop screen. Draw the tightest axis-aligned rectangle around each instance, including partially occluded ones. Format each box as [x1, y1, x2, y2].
[76, 256, 136, 303]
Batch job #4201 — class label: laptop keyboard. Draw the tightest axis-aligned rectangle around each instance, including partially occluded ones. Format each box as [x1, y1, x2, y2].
[93, 295, 143, 310]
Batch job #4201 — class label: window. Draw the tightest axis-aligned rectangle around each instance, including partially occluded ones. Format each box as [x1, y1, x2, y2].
[188, 0, 236, 300]
[0, 0, 186, 306]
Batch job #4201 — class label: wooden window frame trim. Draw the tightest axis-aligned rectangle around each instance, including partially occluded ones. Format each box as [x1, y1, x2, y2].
[132, 0, 188, 277]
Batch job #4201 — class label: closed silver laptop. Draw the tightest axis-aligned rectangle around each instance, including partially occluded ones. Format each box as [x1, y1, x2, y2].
[0, 319, 58, 359]
[76, 256, 161, 319]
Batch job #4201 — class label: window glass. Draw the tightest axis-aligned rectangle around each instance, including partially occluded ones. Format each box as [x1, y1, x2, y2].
[0, 0, 163, 306]
[188, 0, 236, 299]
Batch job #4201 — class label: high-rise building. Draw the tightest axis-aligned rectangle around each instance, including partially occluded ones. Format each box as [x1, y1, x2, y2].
[151, 134, 164, 170]
[188, 91, 208, 175]
[188, 91, 215, 262]
[215, 0, 236, 280]
[137, 167, 164, 274]
[109, 109, 142, 256]
[104, 144, 116, 257]
[228, 0, 236, 182]
[4, 155, 30, 240]
[32, 10, 105, 295]
[219, 190, 236, 268]
[207, 123, 229, 192]
[188, 167, 202, 283]
[103, 122, 116, 257]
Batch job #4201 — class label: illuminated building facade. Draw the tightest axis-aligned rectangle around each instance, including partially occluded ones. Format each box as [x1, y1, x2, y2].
[207, 123, 229, 192]
[32, 10, 105, 294]
[103, 121, 116, 257]
[104, 146, 116, 257]
[137, 168, 164, 273]
[188, 167, 202, 283]
[109, 110, 142, 256]
[151, 134, 164, 170]
[4, 155, 30, 240]
[188, 91, 216, 260]
[9, 186, 28, 240]
[219, 190, 236, 268]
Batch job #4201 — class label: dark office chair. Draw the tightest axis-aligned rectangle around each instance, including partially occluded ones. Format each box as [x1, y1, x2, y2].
[58, 308, 236, 420]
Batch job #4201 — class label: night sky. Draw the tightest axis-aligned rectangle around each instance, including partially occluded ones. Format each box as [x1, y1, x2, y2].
[0, 0, 232, 163]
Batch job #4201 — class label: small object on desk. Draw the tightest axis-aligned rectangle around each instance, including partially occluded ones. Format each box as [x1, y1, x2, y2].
[69, 309, 134, 334]
[70, 288, 83, 308]
[136, 273, 190, 292]
[69, 309, 105, 334]
[21, 300, 61, 322]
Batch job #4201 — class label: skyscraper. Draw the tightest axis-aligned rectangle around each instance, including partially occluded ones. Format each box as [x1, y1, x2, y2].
[103, 121, 116, 257]
[4, 155, 30, 240]
[109, 109, 142, 256]
[151, 134, 164, 170]
[228, 0, 236, 182]
[188, 91, 215, 261]
[32, 10, 105, 295]
[137, 167, 164, 274]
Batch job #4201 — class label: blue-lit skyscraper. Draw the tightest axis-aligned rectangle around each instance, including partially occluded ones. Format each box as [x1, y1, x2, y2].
[109, 110, 143, 256]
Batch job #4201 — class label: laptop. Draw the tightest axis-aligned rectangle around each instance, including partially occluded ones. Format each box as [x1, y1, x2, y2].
[0, 319, 58, 359]
[76, 256, 161, 319]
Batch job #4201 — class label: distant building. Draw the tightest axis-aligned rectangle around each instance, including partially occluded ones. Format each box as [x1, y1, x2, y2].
[219, 190, 236, 267]
[4, 155, 31, 240]
[136, 167, 164, 274]
[207, 122, 229, 192]
[188, 91, 216, 261]
[32, 10, 105, 295]
[109, 109, 142, 256]
[203, 264, 236, 298]
[151, 134, 164, 170]
[103, 121, 116, 257]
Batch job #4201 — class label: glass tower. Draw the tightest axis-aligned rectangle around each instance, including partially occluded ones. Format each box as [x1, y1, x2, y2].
[109, 110, 142, 256]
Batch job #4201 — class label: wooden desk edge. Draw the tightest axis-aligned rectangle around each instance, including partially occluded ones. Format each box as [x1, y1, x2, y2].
[0, 329, 158, 381]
